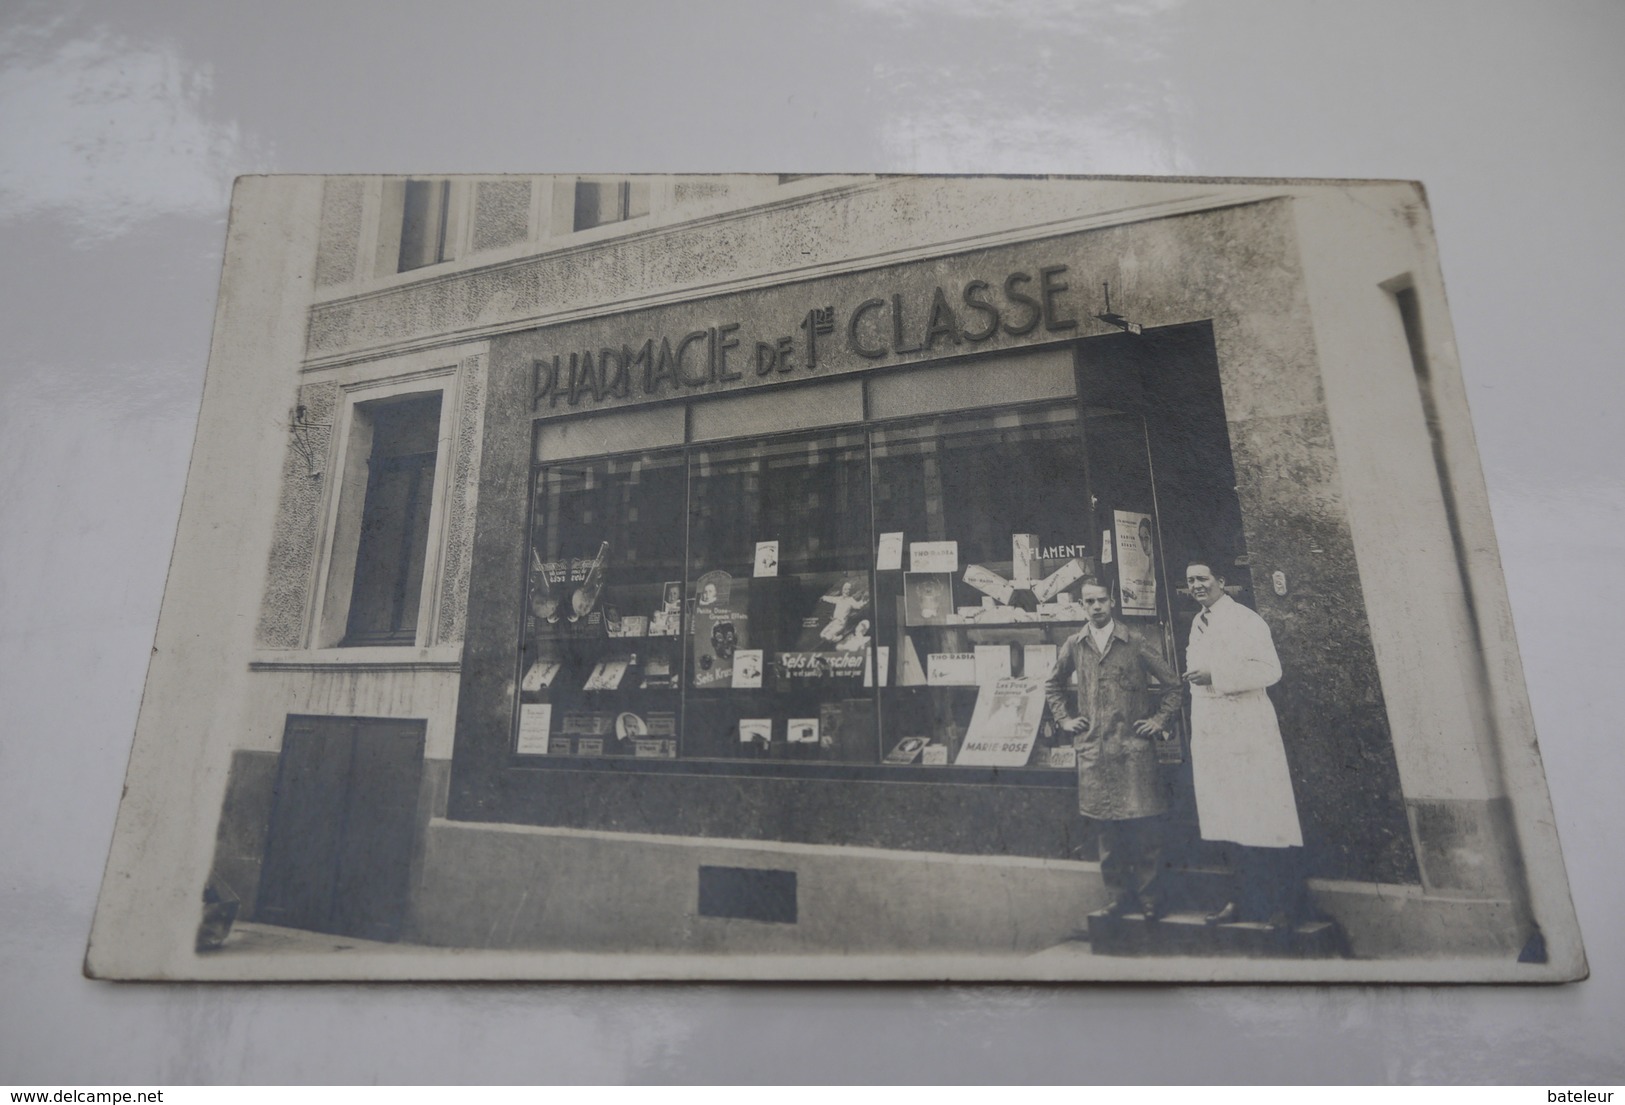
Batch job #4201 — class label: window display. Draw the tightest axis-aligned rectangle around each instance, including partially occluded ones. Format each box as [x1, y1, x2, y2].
[514, 397, 1181, 775]
[684, 430, 876, 762]
[871, 404, 1106, 770]
[518, 449, 687, 761]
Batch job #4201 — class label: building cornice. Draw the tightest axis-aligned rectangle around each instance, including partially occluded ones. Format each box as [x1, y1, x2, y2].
[301, 179, 1286, 373]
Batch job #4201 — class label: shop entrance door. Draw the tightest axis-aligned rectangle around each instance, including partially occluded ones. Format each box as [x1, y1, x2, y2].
[256, 715, 425, 942]
[1075, 323, 1251, 884]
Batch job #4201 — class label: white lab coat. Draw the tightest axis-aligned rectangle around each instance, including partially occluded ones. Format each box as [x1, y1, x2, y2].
[1185, 595, 1304, 847]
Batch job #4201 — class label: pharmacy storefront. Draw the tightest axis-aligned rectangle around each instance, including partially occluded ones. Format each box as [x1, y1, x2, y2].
[417, 197, 1482, 955]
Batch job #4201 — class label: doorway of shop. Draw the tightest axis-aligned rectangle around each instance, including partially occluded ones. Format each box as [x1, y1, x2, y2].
[256, 715, 425, 942]
[1075, 322, 1251, 902]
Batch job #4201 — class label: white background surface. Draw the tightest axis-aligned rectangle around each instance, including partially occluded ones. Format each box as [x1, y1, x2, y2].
[2, 0, 1622, 1085]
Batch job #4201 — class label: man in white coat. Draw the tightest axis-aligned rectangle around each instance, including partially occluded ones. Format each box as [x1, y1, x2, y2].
[1183, 559, 1308, 929]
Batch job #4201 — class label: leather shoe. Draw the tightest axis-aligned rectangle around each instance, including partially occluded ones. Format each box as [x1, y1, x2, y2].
[1138, 896, 1165, 921]
[1203, 901, 1240, 926]
[1089, 898, 1132, 920]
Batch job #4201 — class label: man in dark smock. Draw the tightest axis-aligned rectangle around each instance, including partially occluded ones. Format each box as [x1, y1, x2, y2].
[1045, 580, 1182, 918]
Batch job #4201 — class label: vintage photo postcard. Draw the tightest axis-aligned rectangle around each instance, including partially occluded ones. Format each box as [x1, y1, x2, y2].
[86, 174, 1585, 982]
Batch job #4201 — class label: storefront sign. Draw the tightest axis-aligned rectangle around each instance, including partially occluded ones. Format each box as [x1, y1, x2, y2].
[778, 651, 866, 681]
[531, 264, 1081, 410]
[910, 541, 959, 573]
[1031, 557, 1088, 603]
[926, 652, 977, 685]
[963, 564, 1015, 605]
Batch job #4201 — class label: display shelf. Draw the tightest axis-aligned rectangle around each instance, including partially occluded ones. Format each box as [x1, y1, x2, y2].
[902, 615, 1093, 629]
[525, 631, 686, 644]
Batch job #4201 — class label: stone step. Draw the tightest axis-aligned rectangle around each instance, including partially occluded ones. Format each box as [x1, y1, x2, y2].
[1083, 910, 1348, 959]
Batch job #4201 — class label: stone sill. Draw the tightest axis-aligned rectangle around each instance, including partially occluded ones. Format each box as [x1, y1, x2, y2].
[249, 644, 462, 673]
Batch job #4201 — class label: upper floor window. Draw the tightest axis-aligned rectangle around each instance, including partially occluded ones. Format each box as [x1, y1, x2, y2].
[398, 179, 452, 272]
[573, 179, 650, 232]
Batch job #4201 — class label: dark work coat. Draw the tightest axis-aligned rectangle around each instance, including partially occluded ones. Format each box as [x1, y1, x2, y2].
[1044, 621, 1182, 820]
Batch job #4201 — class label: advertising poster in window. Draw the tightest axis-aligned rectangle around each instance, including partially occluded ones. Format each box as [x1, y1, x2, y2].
[806, 572, 870, 650]
[954, 676, 1046, 766]
[1114, 510, 1157, 617]
[692, 570, 747, 688]
[515, 704, 553, 755]
[902, 572, 953, 626]
[529, 543, 610, 636]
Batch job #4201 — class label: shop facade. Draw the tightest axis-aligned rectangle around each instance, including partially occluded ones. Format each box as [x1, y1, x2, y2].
[211, 176, 1544, 963]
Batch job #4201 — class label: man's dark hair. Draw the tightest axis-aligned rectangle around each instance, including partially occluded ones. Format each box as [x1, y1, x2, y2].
[1184, 558, 1225, 581]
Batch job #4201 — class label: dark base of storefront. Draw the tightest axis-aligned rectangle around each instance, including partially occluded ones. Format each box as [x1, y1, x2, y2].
[411, 819, 1096, 954]
[405, 819, 1536, 961]
[210, 749, 1539, 962]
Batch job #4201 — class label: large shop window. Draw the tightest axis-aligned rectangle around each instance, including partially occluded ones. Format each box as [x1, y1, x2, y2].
[684, 430, 874, 762]
[870, 407, 1095, 769]
[515, 398, 1179, 773]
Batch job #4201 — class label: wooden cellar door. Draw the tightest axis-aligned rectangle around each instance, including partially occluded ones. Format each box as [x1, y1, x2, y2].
[256, 715, 426, 941]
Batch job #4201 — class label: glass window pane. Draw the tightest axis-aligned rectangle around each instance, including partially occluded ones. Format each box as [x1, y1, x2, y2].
[865, 347, 1074, 422]
[689, 379, 863, 443]
[574, 179, 650, 231]
[572, 181, 609, 231]
[344, 394, 442, 645]
[683, 430, 877, 763]
[520, 449, 688, 760]
[869, 403, 1094, 770]
[509, 387, 1172, 780]
[398, 180, 448, 272]
[625, 181, 650, 219]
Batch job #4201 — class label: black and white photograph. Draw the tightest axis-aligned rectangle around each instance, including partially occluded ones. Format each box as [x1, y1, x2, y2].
[82, 172, 1584, 982]
[9, 0, 1625, 1088]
